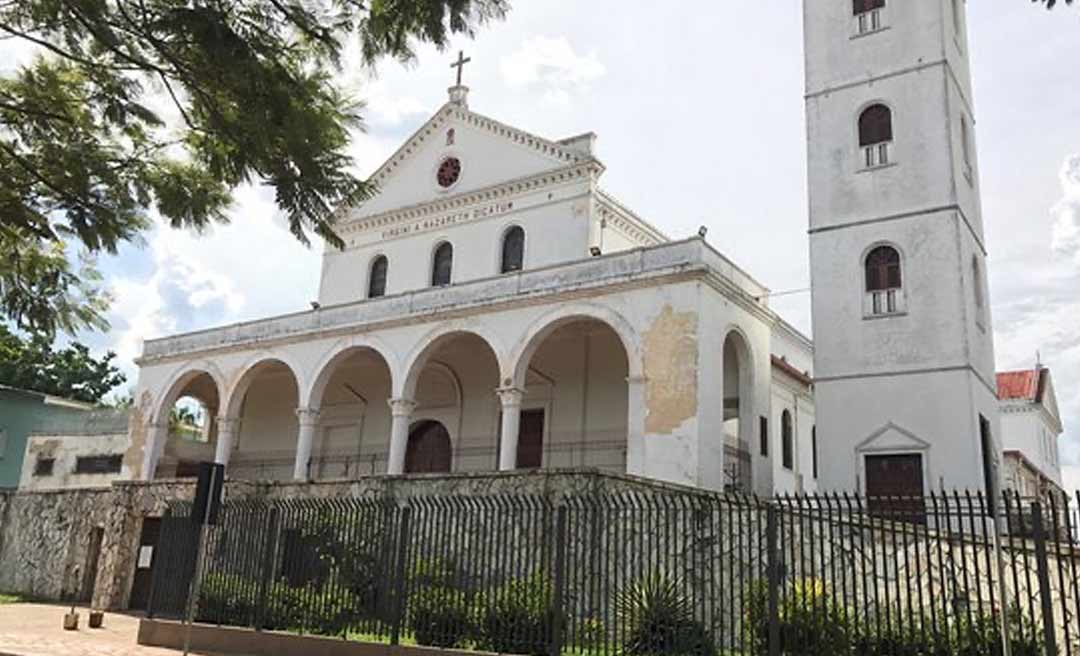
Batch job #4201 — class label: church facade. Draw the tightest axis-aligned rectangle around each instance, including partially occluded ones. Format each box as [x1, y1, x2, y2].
[127, 85, 816, 496]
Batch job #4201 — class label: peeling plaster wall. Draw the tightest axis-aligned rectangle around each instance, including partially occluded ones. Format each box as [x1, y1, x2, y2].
[19, 432, 132, 491]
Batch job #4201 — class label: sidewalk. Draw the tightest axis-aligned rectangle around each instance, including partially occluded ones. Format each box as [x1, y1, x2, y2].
[0, 603, 210, 656]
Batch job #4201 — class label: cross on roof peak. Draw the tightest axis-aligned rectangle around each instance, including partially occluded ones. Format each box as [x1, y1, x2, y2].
[451, 50, 471, 87]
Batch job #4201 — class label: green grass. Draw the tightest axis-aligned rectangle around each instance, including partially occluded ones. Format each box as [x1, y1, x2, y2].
[0, 593, 26, 605]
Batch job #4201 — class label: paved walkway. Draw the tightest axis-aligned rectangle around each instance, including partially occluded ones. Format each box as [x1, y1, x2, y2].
[0, 603, 213, 656]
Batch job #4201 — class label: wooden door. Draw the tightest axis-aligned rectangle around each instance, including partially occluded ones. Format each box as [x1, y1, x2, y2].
[128, 517, 162, 610]
[865, 454, 925, 523]
[516, 409, 545, 469]
[405, 421, 452, 473]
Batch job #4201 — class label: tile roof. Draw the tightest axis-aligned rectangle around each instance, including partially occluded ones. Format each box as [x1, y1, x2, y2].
[996, 368, 1046, 401]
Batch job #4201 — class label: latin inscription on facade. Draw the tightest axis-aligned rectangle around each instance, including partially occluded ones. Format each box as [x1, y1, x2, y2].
[381, 201, 514, 240]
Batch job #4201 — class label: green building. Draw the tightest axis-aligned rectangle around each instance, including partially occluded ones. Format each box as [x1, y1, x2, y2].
[0, 385, 94, 488]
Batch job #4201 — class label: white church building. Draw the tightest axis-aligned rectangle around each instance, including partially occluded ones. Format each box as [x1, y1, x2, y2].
[119, 0, 1060, 499]
[127, 81, 817, 496]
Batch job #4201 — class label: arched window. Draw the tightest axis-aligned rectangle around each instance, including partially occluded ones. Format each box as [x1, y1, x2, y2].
[432, 242, 453, 287]
[500, 226, 525, 273]
[781, 410, 794, 471]
[853, 0, 885, 34]
[812, 426, 818, 479]
[858, 104, 893, 168]
[368, 255, 388, 299]
[865, 245, 902, 315]
[960, 115, 972, 172]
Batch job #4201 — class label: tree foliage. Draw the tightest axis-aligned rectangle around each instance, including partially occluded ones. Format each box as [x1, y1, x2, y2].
[0, 0, 509, 336]
[1036, 0, 1073, 7]
[0, 324, 127, 402]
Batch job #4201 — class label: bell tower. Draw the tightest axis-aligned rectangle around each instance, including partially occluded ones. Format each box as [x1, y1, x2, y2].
[803, 0, 1001, 495]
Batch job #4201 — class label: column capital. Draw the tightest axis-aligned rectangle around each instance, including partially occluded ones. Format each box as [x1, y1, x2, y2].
[388, 397, 417, 417]
[626, 375, 648, 385]
[495, 387, 525, 407]
[295, 407, 321, 426]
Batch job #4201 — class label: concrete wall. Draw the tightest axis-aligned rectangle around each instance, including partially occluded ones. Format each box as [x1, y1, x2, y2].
[20, 432, 132, 491]
[0, 390, 91, 489]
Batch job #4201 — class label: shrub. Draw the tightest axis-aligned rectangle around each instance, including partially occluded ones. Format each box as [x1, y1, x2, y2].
[575, 616, 606, 651]
[475, 572, 558, 656]
[745, 578, 851, 656]
[196, 573, 254, 626]
[409, 585, 473, 648]
[616, 573, 716, 656]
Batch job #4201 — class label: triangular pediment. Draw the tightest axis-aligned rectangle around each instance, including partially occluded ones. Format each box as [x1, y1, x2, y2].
[855, 422, 932, 453]
[345, 102, 596, 220]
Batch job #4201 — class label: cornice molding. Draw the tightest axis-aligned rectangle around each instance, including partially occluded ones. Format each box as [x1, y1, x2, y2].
[596, 190, 669, 246]
[339, 161, 603, 241]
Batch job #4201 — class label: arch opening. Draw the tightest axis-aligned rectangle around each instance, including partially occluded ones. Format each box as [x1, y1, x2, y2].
[227, 360, 300, 481]
[154, 371, 221, 479]
[404, 331, 501, 473]
[309, 346, 394, 479]
[513, 318, 630, 472]
[405, 420, 452, 474]
[722, 331, 754, 492]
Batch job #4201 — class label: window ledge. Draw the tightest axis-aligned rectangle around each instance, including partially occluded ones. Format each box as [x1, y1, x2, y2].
[863, 310, 908, 321]
[858, 161, 898, 174]
[850, 25, 890, 40]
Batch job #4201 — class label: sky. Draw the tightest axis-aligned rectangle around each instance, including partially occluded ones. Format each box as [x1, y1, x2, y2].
[49, 2, 1080, 490]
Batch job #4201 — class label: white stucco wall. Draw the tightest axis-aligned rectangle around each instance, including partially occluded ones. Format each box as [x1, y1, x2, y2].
[20, 432, 132, 491]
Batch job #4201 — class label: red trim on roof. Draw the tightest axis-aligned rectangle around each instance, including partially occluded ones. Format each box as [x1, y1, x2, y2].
[771, 355, 813, 387]
[996, 368, 1048, 401]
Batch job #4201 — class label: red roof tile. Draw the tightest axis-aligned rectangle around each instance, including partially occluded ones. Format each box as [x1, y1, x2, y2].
[996, 369, 1043, 401]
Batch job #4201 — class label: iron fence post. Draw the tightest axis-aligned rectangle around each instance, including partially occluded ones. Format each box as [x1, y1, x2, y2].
[254, 507, 279, 632]
[550, 504, 568, 656]
[390, 505, 412, 646]
[766, 504, 781, 656]
[1030, 501, 1059, 656]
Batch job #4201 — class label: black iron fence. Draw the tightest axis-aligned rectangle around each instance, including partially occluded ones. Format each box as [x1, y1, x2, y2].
[148, 489, 1080, 655]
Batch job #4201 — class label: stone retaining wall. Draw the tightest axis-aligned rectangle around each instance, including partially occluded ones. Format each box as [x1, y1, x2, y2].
[0, 469, 677, 610]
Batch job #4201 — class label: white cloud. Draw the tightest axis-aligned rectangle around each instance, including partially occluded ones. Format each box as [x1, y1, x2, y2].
[500, 36, 606, 105]
[1064, 466, 1080, 494]
[1051, 154, 1080, 264]
[100, 184, 321, 384]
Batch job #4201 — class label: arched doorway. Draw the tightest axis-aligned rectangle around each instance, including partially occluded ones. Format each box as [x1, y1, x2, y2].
[405, 420, 452, 474]
[722, 331, 753, 492]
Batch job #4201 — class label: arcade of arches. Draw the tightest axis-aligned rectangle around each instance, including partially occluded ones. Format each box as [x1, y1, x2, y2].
[148, 318, 631, 482]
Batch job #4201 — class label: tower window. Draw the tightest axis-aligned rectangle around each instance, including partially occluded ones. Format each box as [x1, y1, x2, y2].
[781, 410, 794, 471]
[500, 226, 525, 273]
[368, 255, 388, 299]
[858, 104, 893, 168]
[972, 256, 986, 326]
[853, 0, 885, 34]
[812, 425, 818, 479]
[865, 245, 903, 315]
[432, 242, 453, 287]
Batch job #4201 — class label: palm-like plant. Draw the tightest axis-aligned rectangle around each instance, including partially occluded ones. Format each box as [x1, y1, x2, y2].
[616, 573, 716, 656]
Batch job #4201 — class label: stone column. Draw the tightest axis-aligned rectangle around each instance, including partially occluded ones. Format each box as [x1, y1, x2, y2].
[140, 422, 168, 481]
[214, 417, 240, 468]
[386, 398, 417, 475]
[496, 387, 525, 471]
[293, 408, 321, 481]
[625, 375, 648, 477]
